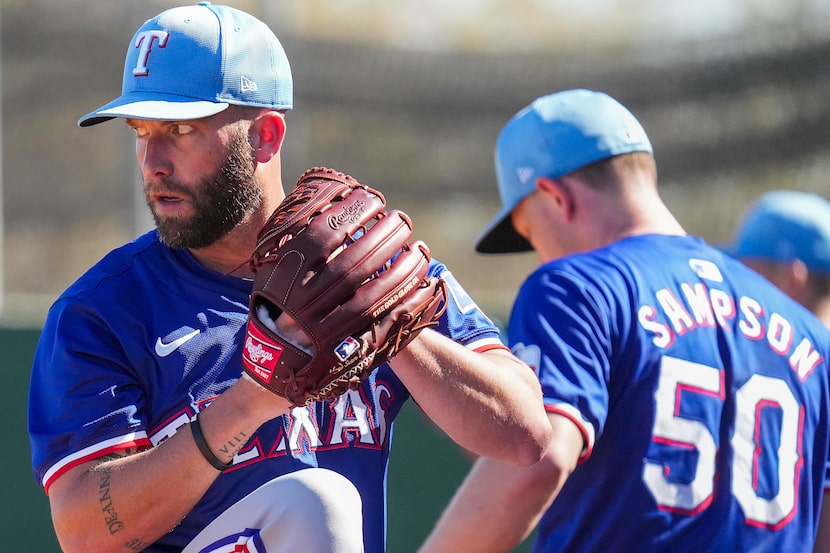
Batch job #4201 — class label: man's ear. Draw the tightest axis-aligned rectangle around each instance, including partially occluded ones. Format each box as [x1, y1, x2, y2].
[788, 259, 810, 292]
[768, 259, 809, 300]
[251, 111, 286, 163]
[537, 176, 575, 219]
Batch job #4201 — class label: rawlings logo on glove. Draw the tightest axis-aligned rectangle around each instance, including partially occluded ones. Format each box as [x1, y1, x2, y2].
[241, 167, 446, 407]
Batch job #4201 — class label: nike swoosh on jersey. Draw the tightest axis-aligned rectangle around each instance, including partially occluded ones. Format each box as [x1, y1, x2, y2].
[155, 329, 201, 357]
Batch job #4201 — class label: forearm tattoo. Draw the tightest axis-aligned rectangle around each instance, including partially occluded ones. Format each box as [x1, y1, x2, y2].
[94, 446, 153, 548]
[217, 431, 248, 459]
[97, 466, 125, 536]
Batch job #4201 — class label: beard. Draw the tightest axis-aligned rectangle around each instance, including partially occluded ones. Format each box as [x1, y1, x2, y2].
[147, 131, 262, 249]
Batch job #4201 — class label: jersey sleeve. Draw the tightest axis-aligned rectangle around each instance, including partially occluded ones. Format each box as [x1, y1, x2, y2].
[29, 297, 152, 493]
[428, 261, 507, 353]
[508, 267, 614, 461]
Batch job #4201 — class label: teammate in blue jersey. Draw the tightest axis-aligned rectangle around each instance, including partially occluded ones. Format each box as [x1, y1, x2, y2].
[27, 4, 551, 553]
[418, 89, 830, 552]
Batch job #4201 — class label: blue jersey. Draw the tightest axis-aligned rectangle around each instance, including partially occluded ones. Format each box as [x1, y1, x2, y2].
[508, 234, 830, 553]
[28, 230, 505, 553]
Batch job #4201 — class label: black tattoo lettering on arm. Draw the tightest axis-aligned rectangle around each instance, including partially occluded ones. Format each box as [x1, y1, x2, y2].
[97, 467, 126, 536]
[93, 446, 155, 546]
[217, 431, 248, 458]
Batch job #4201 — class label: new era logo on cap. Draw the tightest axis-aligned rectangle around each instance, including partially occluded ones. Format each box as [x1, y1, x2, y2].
[517, 166, 535, 185]
[241, 76, 258, 93]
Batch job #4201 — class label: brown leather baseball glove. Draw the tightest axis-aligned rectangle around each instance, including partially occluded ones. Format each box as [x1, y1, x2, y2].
[241, 167, 446, 407]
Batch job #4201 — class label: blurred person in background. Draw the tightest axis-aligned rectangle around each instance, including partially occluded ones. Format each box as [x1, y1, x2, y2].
[418, 88, 830, 553]
[724, 189, 830, 329]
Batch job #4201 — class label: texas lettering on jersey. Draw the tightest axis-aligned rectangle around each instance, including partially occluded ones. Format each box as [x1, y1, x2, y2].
[149, 385, 395, 465]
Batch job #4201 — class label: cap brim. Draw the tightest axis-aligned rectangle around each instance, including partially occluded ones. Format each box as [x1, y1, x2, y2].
[78, 94, 230, 127]
[474, 207, 533, 254]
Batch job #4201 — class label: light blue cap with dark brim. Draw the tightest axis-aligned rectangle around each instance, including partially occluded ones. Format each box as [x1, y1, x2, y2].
[475, 89, 653, 253]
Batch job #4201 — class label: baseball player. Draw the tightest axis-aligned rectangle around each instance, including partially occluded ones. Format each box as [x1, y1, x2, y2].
[724, 189, 830, 329]
[418, 89, 830, 552]
[27, 4, 551, 553]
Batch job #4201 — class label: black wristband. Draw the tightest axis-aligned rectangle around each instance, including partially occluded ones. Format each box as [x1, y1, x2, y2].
[190, 412, 231, 471]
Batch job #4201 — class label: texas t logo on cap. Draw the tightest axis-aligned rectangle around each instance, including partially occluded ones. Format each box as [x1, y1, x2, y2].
[132, 31, 169, 77]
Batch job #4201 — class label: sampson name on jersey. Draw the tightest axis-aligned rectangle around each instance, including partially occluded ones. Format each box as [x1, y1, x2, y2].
[510, 234, 830, 552]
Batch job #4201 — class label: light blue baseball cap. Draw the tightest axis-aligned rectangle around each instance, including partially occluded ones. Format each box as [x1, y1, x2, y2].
[724, 190, 830, 273]
[78, 2, 292, 127]
[475, 89, 653, 253]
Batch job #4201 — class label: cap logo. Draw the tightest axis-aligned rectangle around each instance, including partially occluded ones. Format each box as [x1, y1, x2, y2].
[240, 76, 258, 93]
[132, 30, 169, 77]
[517, 167, 535, 184]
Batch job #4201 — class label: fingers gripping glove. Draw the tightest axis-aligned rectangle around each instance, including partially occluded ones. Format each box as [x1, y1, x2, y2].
[242, 167, 447, 407]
